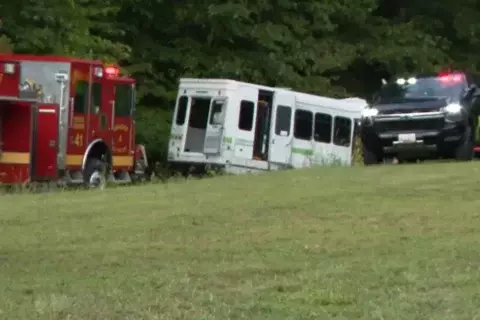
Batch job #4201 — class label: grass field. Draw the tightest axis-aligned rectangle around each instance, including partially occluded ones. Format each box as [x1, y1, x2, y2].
[1, 162, 480, 319]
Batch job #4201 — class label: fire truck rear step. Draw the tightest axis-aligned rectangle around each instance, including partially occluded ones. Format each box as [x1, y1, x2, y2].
[111, 171, 132, 184]
[63, 170, 134, 185]
[64, 170, 84, 185]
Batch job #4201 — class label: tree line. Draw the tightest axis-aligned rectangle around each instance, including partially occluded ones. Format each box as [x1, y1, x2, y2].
[1, 0, 479, 162]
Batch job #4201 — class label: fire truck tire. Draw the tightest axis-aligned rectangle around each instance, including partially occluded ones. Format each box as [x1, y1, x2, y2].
[84, 158, 107, 189]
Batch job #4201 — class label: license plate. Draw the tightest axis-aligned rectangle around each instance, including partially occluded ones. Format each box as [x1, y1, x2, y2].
[398, 133, 416, 143]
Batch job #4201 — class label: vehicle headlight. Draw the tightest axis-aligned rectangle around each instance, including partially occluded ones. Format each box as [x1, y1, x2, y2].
[444, 103, 462, 114]
[361, 107, 378, 118]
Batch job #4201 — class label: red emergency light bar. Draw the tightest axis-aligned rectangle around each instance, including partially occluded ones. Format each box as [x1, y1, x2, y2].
[93, 65, 120, 78]
[104, 66, 119, 77]
[437, 72, 463, 83]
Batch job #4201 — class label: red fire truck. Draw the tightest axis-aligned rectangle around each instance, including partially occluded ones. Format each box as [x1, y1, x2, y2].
[0, 53, 149, 188]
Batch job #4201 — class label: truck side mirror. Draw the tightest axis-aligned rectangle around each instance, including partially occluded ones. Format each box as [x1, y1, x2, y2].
[470, 84, 480, 97]
[462, 84, 478, 100]
[464, 84, 480, 100]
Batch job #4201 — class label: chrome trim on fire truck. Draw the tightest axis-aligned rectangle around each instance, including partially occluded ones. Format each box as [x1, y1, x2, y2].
[375, 111, 444, 121]
[0, 96, 40, 102]
[57, 64, 71, 171]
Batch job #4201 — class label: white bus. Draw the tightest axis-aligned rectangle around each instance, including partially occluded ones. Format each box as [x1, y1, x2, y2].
[167, 78, 366, 174]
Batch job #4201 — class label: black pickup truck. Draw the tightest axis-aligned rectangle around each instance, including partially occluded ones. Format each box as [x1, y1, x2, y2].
[360, 72, 480, 164]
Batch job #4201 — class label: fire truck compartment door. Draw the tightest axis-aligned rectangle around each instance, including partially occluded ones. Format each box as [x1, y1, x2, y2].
[32, 104, 58, 180]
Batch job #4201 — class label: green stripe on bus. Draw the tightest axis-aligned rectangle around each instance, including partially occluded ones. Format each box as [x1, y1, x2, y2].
[291, 147, 314, 156]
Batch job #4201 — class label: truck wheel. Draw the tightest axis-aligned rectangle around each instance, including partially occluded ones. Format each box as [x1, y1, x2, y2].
[454, 124, 474, 161]
[362, 143, 382, 165]
[84, 158, 107, 189]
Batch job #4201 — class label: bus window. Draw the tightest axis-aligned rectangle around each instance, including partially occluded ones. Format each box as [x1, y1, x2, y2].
[175, 96, 188, 125]
[294, 109, 313, 140]
[333, 116, 352, 147]
[238, 100, 254, 131]
[314, 113, 332, 143]
[275, 106, 292, 136]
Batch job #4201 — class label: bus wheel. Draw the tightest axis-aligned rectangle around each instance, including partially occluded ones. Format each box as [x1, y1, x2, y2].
[84, 158, 107, 189]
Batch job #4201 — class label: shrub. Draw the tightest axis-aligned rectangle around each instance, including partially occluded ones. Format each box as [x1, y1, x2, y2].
[352, 134, 363, 165]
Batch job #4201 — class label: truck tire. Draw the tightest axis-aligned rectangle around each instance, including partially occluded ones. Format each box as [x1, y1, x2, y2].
[362, 143, 381, 165]
[454, 124, 474, 161]
[83, 158, 107, 189]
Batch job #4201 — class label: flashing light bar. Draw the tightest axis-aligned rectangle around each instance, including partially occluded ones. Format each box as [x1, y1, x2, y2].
[437, 72, 463, 83]
[93, 65, 120, 78]
[104, 66, 119, 77]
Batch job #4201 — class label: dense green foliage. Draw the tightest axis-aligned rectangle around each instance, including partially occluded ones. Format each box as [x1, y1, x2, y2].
[1, 0, 479, 162]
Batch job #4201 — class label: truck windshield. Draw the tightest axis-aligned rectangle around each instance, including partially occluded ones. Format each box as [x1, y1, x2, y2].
[373, 74, 467, 104]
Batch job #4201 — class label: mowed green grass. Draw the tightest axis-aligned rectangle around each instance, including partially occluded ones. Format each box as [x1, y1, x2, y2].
[1, 163, 480, 319]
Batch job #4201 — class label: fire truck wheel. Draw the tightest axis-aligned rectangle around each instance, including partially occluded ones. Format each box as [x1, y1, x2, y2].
[84, 158, 107, 189]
